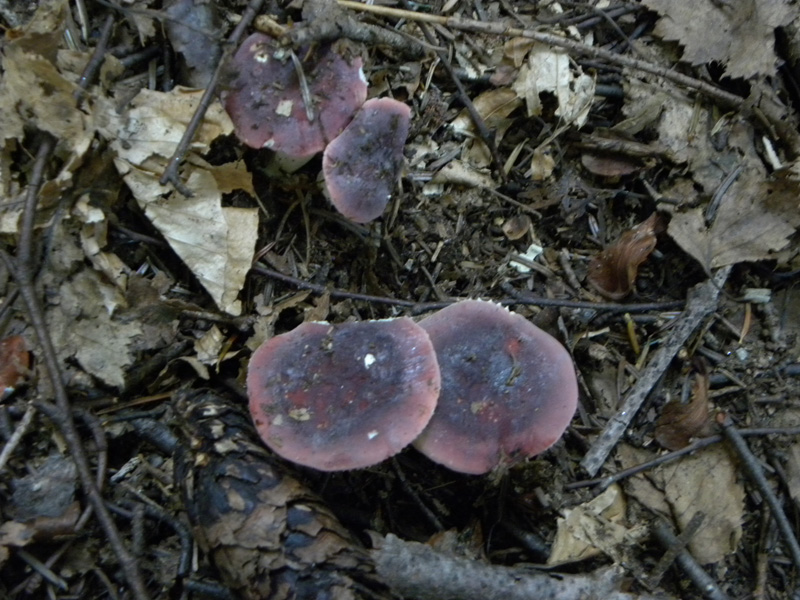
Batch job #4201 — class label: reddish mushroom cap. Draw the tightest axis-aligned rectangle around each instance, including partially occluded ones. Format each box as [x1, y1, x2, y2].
[223, 33, 367, 158]
[322, 97, 411, 223]
[247, 318, 440, 471]
[414, 300, 578, 475]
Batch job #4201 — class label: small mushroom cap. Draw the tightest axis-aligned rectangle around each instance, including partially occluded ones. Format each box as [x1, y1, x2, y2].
[414, 300, 578, 475]
[223, 33, 367, 158]
[322, 97, 411, 223]
[247, 318, 440, 471]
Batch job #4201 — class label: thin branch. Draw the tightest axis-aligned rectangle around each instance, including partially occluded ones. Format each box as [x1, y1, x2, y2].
[252, 264, 685, 314]
[159, 0, 265, 192]
[580, 266, 731, 477]
[719, 414, 800, 574]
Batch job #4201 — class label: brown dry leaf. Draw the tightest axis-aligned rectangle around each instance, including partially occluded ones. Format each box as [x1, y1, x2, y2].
[451, 88, 521, 135]
[581, 153, 642, 178]
[0, 336, 30, 400]
[655, 368, 716, 450]
[587, 213, 662, 300]
[667, 168, 800, 270]
[620, 444, 744, 564]
[642, 0, 792, 79]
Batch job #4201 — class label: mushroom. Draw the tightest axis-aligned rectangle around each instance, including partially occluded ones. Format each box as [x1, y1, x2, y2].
[322, 97, 411, 223]
[223, 33, 367, 159]
[247, 318, 440, 471]
[413, 300, 578, 475]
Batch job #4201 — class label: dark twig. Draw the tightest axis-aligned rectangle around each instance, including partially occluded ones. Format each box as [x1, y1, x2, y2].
[566, 425, 800, 490]
[253, 264, 684, 314]
[74, 14, 115, 102]
[2, 19, 158, 598]
[652, 519, 730, 600]
[581, 267, 731, 477]
[159, 0, 264, 192]
[718, 414, 800, 574]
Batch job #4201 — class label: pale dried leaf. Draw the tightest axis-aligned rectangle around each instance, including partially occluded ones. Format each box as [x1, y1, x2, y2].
[622, 445, 744, 564]
[668, 168, 800, 270]
[512, 43, 595, 127]
[548, 485, 643, 565]
[643, 0, 792, 79]
[111, 87, 256, 315]
[786, 444, 800, 506]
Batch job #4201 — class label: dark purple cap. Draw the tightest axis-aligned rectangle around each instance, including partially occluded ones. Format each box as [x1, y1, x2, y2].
[414, 300, 578, 474]
[224, 33, 367, 158]
[247, 318, 440, 471]
[322, 97, 411, 223]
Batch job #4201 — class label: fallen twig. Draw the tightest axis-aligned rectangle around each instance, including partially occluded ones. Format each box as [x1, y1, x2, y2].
[159, 0, 264, 193]
[373, 534, 674, 600]
[719, 414, 800, 575]
[580, 266, 731, 477]
[652, 520, 730, 600]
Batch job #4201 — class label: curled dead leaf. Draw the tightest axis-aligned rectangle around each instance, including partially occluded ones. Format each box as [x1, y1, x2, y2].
[655, 362, 716, 450]
[0, 336, 30, 401]
[587, 213, 663, 300]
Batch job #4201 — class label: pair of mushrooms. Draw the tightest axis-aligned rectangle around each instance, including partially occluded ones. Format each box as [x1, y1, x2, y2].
[247, 301, 579, 475]
[224, 33, 410, 223]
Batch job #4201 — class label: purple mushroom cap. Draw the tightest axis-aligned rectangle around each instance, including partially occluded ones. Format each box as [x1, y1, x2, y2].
[247, 318, 441, 471]
[414, 300, 578, 475]
[223, 33, 367, 158]
[322, 97, 411, 223]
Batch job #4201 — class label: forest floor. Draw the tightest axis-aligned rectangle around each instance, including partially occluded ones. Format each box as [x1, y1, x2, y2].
[2, 0, 800, 599]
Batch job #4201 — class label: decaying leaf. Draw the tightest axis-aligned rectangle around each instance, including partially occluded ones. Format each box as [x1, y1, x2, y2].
[512, 42, 595, 127]
[581, 153, 642, 178]
[619, 444, 744, 564]
[587, 213, 662, 300]
[111, 87, 257, 315]
[655, 365, 716, 450]
[642, 0, 793, 79]
[0, 336, 30, 400]
[667, 168, 800, 271]
[548, 484, 645, 565]
[451, 88, 522, 135]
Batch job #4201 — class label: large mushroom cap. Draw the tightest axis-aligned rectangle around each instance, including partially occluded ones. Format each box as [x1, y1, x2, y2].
[247, 318, 440, 471]
[223, 33, 367, 158]
[322, 97, 411, 223]
[414, 300, 578, 475]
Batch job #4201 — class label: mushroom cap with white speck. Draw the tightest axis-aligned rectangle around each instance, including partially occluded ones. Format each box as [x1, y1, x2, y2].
[247, 318, 440, 471]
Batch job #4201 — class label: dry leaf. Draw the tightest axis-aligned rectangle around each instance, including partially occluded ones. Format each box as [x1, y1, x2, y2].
[642, 0, 792, 79]
[581, 152, 642, 177]
[655, 365, 716, 450]
[619, 444, 744, 564]
[451, 88, 521, 135]
[548, 484, 644, 565]
[667, 168, 800, 270]
[587, 213, 662, 300]
[512, 43, 595, 127]
[0, 336, 30, 400]
[111, 87, 257, 315]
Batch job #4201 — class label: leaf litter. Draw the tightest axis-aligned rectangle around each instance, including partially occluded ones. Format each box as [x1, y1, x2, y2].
[1, 0, 800, 598]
